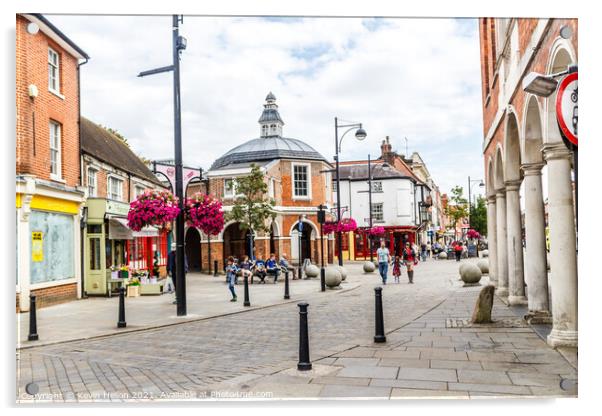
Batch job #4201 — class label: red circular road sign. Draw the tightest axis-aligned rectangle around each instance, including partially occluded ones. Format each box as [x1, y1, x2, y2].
[555, 72, 578, 147]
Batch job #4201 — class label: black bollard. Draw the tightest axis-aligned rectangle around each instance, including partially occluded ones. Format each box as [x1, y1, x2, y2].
[284, 271, 290, 299]
[117, 287, 127, 328]
[320, 267, 326, 292]
[243, 274, 251, 307]
[374, 287, 386, 343]
[213, 260, 218, 277]
[27, 295, 39, 341]
[297, 302, 312, 371]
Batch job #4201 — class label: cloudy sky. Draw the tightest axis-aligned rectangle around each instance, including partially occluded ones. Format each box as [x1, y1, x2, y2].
[49, 14, 486, 198]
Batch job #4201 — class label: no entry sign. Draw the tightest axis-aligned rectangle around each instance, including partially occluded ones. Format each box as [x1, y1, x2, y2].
[556, 72, 578, 147]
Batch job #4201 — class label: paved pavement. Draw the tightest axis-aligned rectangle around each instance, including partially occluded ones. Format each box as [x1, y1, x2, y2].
[18, 271, 361, 347]
[16, 257, 577, 402]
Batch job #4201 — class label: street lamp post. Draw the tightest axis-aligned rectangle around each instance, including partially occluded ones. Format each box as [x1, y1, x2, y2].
[298, 215, 304, 280]
[467, 176, 484, 229]
[334, 117, 367, 266]
[318, 205, 326, 291]
[138, 15, 188, 316]
[357, 155, 389, 262]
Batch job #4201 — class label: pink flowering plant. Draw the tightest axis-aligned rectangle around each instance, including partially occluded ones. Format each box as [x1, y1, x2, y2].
[367, 226, 386, 236]
[466, 229, 481, 240]
[323, 218, 358, 234]
[127, 190, 180, 231]
[185, 193, 225, 236]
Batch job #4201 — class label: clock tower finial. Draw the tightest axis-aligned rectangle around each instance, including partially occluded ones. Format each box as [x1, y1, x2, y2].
[259, 92, 284, 138]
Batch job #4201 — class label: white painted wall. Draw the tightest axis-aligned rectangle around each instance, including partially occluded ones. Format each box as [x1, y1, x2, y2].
[335, 177, 418, 228]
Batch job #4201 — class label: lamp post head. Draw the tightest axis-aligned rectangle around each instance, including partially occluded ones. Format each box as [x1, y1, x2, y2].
[522, 72, 558, 97]
[478, 181, 485, 187]
[355, 127, 367, 140]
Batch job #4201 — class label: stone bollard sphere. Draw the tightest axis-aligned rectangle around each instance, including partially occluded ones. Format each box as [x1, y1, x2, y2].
[438, 251, 448, 260]
[481, 249, 489, 258]
[459, 263, 470, 275]
[325, 267, 342, 288]
[476, 260, 489, 274]
[334, 265, 348, 281]
[363, 261, 376, 273]
[461, 263, 482, 285]
[305, 264, 320, 278]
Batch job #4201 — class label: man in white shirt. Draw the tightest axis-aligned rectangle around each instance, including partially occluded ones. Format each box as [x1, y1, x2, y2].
[376, 240, 391, 284]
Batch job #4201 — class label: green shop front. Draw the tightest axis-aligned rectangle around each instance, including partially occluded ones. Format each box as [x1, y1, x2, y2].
[84, 198, 169, 296]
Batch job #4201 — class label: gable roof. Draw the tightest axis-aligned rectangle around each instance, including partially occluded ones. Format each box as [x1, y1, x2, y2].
[80, 117, 162, 186]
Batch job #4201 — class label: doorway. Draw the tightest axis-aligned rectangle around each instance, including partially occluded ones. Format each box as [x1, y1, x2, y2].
[185, 227, 202, 272]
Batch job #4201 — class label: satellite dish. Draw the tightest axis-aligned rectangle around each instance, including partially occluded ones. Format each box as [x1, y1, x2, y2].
[26, 22, 39, 35]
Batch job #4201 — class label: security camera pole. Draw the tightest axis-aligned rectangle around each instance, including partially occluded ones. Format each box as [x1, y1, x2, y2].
[138, 15, 188, 316]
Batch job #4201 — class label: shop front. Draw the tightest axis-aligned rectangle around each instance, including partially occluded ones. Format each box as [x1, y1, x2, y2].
[84, 198, 168, 296]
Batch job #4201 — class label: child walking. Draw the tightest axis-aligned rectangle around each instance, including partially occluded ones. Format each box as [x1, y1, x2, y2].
[392, 255, 402, 283]
[225, 256, 238, 302]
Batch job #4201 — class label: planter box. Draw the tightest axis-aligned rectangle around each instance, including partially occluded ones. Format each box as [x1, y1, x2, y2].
[126, 285, 140, 297]
[140, 282, 164, 295]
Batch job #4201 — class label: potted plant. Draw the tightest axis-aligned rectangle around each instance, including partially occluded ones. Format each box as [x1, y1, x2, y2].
[119, 265, 129, 280]
[127, 189, 180, 232]
[126, 277, 141, 297]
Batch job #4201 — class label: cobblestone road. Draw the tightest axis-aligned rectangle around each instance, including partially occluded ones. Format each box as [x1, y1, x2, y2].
[16, 259, 481, 402]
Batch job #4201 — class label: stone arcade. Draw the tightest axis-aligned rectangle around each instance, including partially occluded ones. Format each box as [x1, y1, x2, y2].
[479, 18, 577, 347]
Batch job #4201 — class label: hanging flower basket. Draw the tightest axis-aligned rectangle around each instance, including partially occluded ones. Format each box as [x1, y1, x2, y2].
[323, 218, 358, 234]
[466, 229, 481, 240]
[185, 193, 225, 236]
[367, 226, 386, 236]
[127, 190, 180, 232]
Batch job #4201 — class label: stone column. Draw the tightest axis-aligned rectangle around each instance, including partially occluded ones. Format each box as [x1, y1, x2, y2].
[486, 195, 498, 285]
[521, 163, 551, 322]
[495, 190, 509, 297]
[543, 143, 578, 347]
[505, 180, 527, 305]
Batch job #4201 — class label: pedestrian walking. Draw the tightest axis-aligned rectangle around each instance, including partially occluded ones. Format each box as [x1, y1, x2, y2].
[167, 242, 188, 305]
[454, 241, 463, 262]
[392, 255, 402, 283]
[420, 243, 427, 262]
[426, 242, 432, 258]
[376, 240, 391, 284]
[402, 242, 418, 283]
[225, 256, 238, 302]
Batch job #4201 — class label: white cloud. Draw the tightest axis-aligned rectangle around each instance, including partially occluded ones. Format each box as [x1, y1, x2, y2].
[49, 15, 484, 193]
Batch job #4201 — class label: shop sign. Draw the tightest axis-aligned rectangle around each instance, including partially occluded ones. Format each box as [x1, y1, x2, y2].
[106, 200, 130, 216]
[556, 72, 578, 147]
[31, 232, 43, 262]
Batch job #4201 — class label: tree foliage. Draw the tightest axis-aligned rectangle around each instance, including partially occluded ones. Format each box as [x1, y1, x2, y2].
[227, 164, 276, 235]
[469, 195, 487, 236]
[445, 186, 468, 236]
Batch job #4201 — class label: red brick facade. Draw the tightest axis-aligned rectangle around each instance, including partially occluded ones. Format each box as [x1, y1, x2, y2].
[16, 15, 82, 187]
[479, 18, 578, 181]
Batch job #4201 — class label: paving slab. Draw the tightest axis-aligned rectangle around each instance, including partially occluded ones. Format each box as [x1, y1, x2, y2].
[370, 378, 447, 391]
[378, 358, 430, 368]
[390, 388, 469, 399]
[457, 369, 512, 385]
[336, 365, 398, 379]
[397, 367, 457, 382]
[449, 382, 532, 395]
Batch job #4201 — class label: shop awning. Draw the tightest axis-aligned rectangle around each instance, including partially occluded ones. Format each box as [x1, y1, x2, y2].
[108, 218, 159, 239]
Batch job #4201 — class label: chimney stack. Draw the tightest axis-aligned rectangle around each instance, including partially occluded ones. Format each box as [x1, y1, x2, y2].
[380, 136, 394, 165]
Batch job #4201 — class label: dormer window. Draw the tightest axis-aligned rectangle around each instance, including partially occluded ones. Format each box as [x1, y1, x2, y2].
[262, 125, 268, 137]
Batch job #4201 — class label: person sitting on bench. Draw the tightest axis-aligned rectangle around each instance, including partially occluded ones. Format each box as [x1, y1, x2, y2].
[253, 258, 267, 284]
[266, 253, 280, 284]
[239, 255, 253, 283]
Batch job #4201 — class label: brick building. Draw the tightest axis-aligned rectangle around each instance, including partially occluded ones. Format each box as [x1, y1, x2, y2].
[186, 93, 334, 271]
[80, 117, 169, 296]
[16, 14, 89, 311]
[479, 18, 577, 347]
